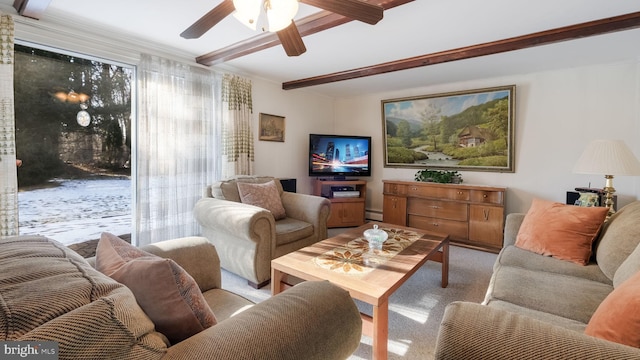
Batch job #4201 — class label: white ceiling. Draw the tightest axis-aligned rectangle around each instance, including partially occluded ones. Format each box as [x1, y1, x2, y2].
[3, 0, 640, 97]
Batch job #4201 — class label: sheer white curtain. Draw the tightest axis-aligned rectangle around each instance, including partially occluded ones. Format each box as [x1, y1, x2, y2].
[0, 14, 18, 238]
[136, 54, 217, 246]
[221, 74, 254, 178]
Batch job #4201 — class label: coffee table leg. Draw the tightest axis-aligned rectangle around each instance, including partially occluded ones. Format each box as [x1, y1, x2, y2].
[271, 268, 284, 295]
[441, 241, 449, 288]
[372, 299, 389, 360]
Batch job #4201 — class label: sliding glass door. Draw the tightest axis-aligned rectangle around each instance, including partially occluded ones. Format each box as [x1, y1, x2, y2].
[14, 43, 133, 245]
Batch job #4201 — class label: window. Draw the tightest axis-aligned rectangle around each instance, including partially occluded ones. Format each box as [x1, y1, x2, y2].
[14, 44, 134, 245]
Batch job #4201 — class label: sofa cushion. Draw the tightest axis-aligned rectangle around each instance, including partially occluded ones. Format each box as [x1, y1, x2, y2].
[614, 242, 640, 288]
[514, 198, 608, 265]
[494, 245, 611, 284]
[585, 270, 640, 347]
[595, 201, 640, 281]
[237, 180, 286, 220]
[0, 235, 167, 358]
[486, 265, 612, 323]
[95, 232, 217, 344]
[487, 300, 588, 332]
[211, 175, 283, 202]
[275, 217, 315, 246]
[201, 288, 254, 321]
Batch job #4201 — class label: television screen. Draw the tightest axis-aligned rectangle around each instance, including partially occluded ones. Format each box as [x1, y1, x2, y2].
[309, 134, 371, 178]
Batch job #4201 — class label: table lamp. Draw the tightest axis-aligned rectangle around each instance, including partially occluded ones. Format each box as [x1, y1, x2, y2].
[573, 139, 640, 217]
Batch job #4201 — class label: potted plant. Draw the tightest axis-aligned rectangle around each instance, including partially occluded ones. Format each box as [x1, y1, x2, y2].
[414, 169, 463, 184]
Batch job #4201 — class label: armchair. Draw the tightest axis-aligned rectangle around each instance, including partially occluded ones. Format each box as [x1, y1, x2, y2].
[193, 176, 330, 288]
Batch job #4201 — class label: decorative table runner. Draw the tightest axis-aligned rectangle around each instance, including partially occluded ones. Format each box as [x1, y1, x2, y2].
[313, 227, 424, 274]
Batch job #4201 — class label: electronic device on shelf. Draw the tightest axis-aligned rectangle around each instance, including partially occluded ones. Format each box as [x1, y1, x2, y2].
[331, 191, 361, 198]
[309, 134, 371, 178]
[574, 187, 605, 194]
[331, 186, 355, 192]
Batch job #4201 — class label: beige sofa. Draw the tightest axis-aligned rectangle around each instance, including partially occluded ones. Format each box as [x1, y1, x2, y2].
[193, 176, 331, 287]
[435, 200, 640, 359]
[0, 235, 362, 360]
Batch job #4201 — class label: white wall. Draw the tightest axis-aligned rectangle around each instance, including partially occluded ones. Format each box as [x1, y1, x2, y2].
[250, 78, 335, 194]
[332, 60, 640, 216]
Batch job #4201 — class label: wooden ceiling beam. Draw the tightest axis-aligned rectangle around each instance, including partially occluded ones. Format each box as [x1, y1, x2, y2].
[13, 0, 52, 19]
[282, 11, 640, 90]
[195, 0, 414, 66]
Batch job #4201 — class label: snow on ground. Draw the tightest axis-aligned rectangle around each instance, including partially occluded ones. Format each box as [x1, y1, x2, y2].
[18, 178, 132, 245]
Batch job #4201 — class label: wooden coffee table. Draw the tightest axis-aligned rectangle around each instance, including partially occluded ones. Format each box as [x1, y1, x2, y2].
[271, 222, 449, 360]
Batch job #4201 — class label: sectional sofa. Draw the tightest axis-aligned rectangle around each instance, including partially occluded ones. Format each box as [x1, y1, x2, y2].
[435, 200, 640, 359]
[0, 234, 362, 359]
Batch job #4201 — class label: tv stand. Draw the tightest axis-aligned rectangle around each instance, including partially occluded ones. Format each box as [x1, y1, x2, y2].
[313, 179, 366, 228]
[318, 177, 358, 181]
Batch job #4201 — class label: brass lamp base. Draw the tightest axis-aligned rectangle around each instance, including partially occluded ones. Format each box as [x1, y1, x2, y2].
[603, 174, 616, 219]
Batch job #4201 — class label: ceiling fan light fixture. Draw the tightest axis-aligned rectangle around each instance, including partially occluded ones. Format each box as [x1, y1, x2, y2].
[265, 0, 298, 32]
[233, 0, 261, 30]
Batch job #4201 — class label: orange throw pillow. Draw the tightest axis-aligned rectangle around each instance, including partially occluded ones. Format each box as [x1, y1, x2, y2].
[95, 232, 217, 344]
[585, 270, 640, 347]
[515, 198, 608, 265]
[237, 180, 286, 220]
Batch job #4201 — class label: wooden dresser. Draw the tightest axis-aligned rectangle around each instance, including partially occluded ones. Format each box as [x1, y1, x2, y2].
[383, 180, 506, 253]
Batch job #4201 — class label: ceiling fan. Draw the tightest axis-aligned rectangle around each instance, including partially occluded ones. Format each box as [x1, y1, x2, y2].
[180, 0, 384, 57]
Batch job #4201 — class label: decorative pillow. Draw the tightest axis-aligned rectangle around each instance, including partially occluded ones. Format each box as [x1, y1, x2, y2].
[514, 198, 608, 265]
[585, 270, 640, 347]
[95, 232, 217, 344]
[237, 179, 287, 220]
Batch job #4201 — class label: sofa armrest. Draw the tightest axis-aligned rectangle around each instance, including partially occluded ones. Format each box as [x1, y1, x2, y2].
[435, 302, 638, 360]
[162, 281, 362, 360]
[141, 236, 222, 292]
[281, 192, 331, 238]
[503, 213, 526, 247]
[193, 197, 276, 243]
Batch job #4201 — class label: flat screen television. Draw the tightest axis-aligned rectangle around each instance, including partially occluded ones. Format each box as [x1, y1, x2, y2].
[309, 134, 371, 178]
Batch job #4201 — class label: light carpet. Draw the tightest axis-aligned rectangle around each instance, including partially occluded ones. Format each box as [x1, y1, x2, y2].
[220, 243, 497, 360]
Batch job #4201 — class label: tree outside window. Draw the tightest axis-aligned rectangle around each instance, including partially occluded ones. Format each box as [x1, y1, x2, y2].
[14, 44, 132, 186]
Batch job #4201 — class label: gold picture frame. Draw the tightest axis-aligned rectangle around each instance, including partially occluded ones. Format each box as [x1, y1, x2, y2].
[381, 85, 516, 172]
[259, 113, 285, 142]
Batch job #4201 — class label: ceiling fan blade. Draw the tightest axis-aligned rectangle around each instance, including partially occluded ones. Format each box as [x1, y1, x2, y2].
[300, 0, 383, 25]
[277, 23, 307, 57]
[181, 0, 235, 39]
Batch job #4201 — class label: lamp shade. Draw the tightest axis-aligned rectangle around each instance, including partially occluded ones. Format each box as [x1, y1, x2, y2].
[573, 139, 640, 176]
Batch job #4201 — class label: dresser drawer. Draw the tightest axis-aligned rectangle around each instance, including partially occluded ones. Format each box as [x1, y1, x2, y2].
[407, 198, 468, 221]
[407, 185, 470, 201]
[470, 190, 504, 205]
[383, 182, 407, 196]
[408, 215, 468, 240]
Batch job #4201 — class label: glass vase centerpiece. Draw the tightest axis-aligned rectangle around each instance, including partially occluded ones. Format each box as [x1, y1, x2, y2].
[363, 224, 388, 250]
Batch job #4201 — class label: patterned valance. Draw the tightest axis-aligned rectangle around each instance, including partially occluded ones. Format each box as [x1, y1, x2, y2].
[0, 15, 13, 65]
[221, 74, 252, 112]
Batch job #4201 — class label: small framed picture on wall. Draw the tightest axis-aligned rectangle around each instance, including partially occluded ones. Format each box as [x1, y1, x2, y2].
[259, 113, 285, 142]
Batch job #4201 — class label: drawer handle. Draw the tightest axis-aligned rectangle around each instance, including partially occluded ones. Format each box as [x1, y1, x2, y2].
[431, 205, 440, 209]
[411, 187, 417, 190]
[458, 191, 463, 195]
[483, 194, 488, 198]
[433, 223, 439, 226]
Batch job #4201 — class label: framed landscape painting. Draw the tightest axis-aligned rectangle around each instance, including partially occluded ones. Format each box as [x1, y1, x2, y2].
[259, 113, 285, 142]
[381, 85, 516, 172]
